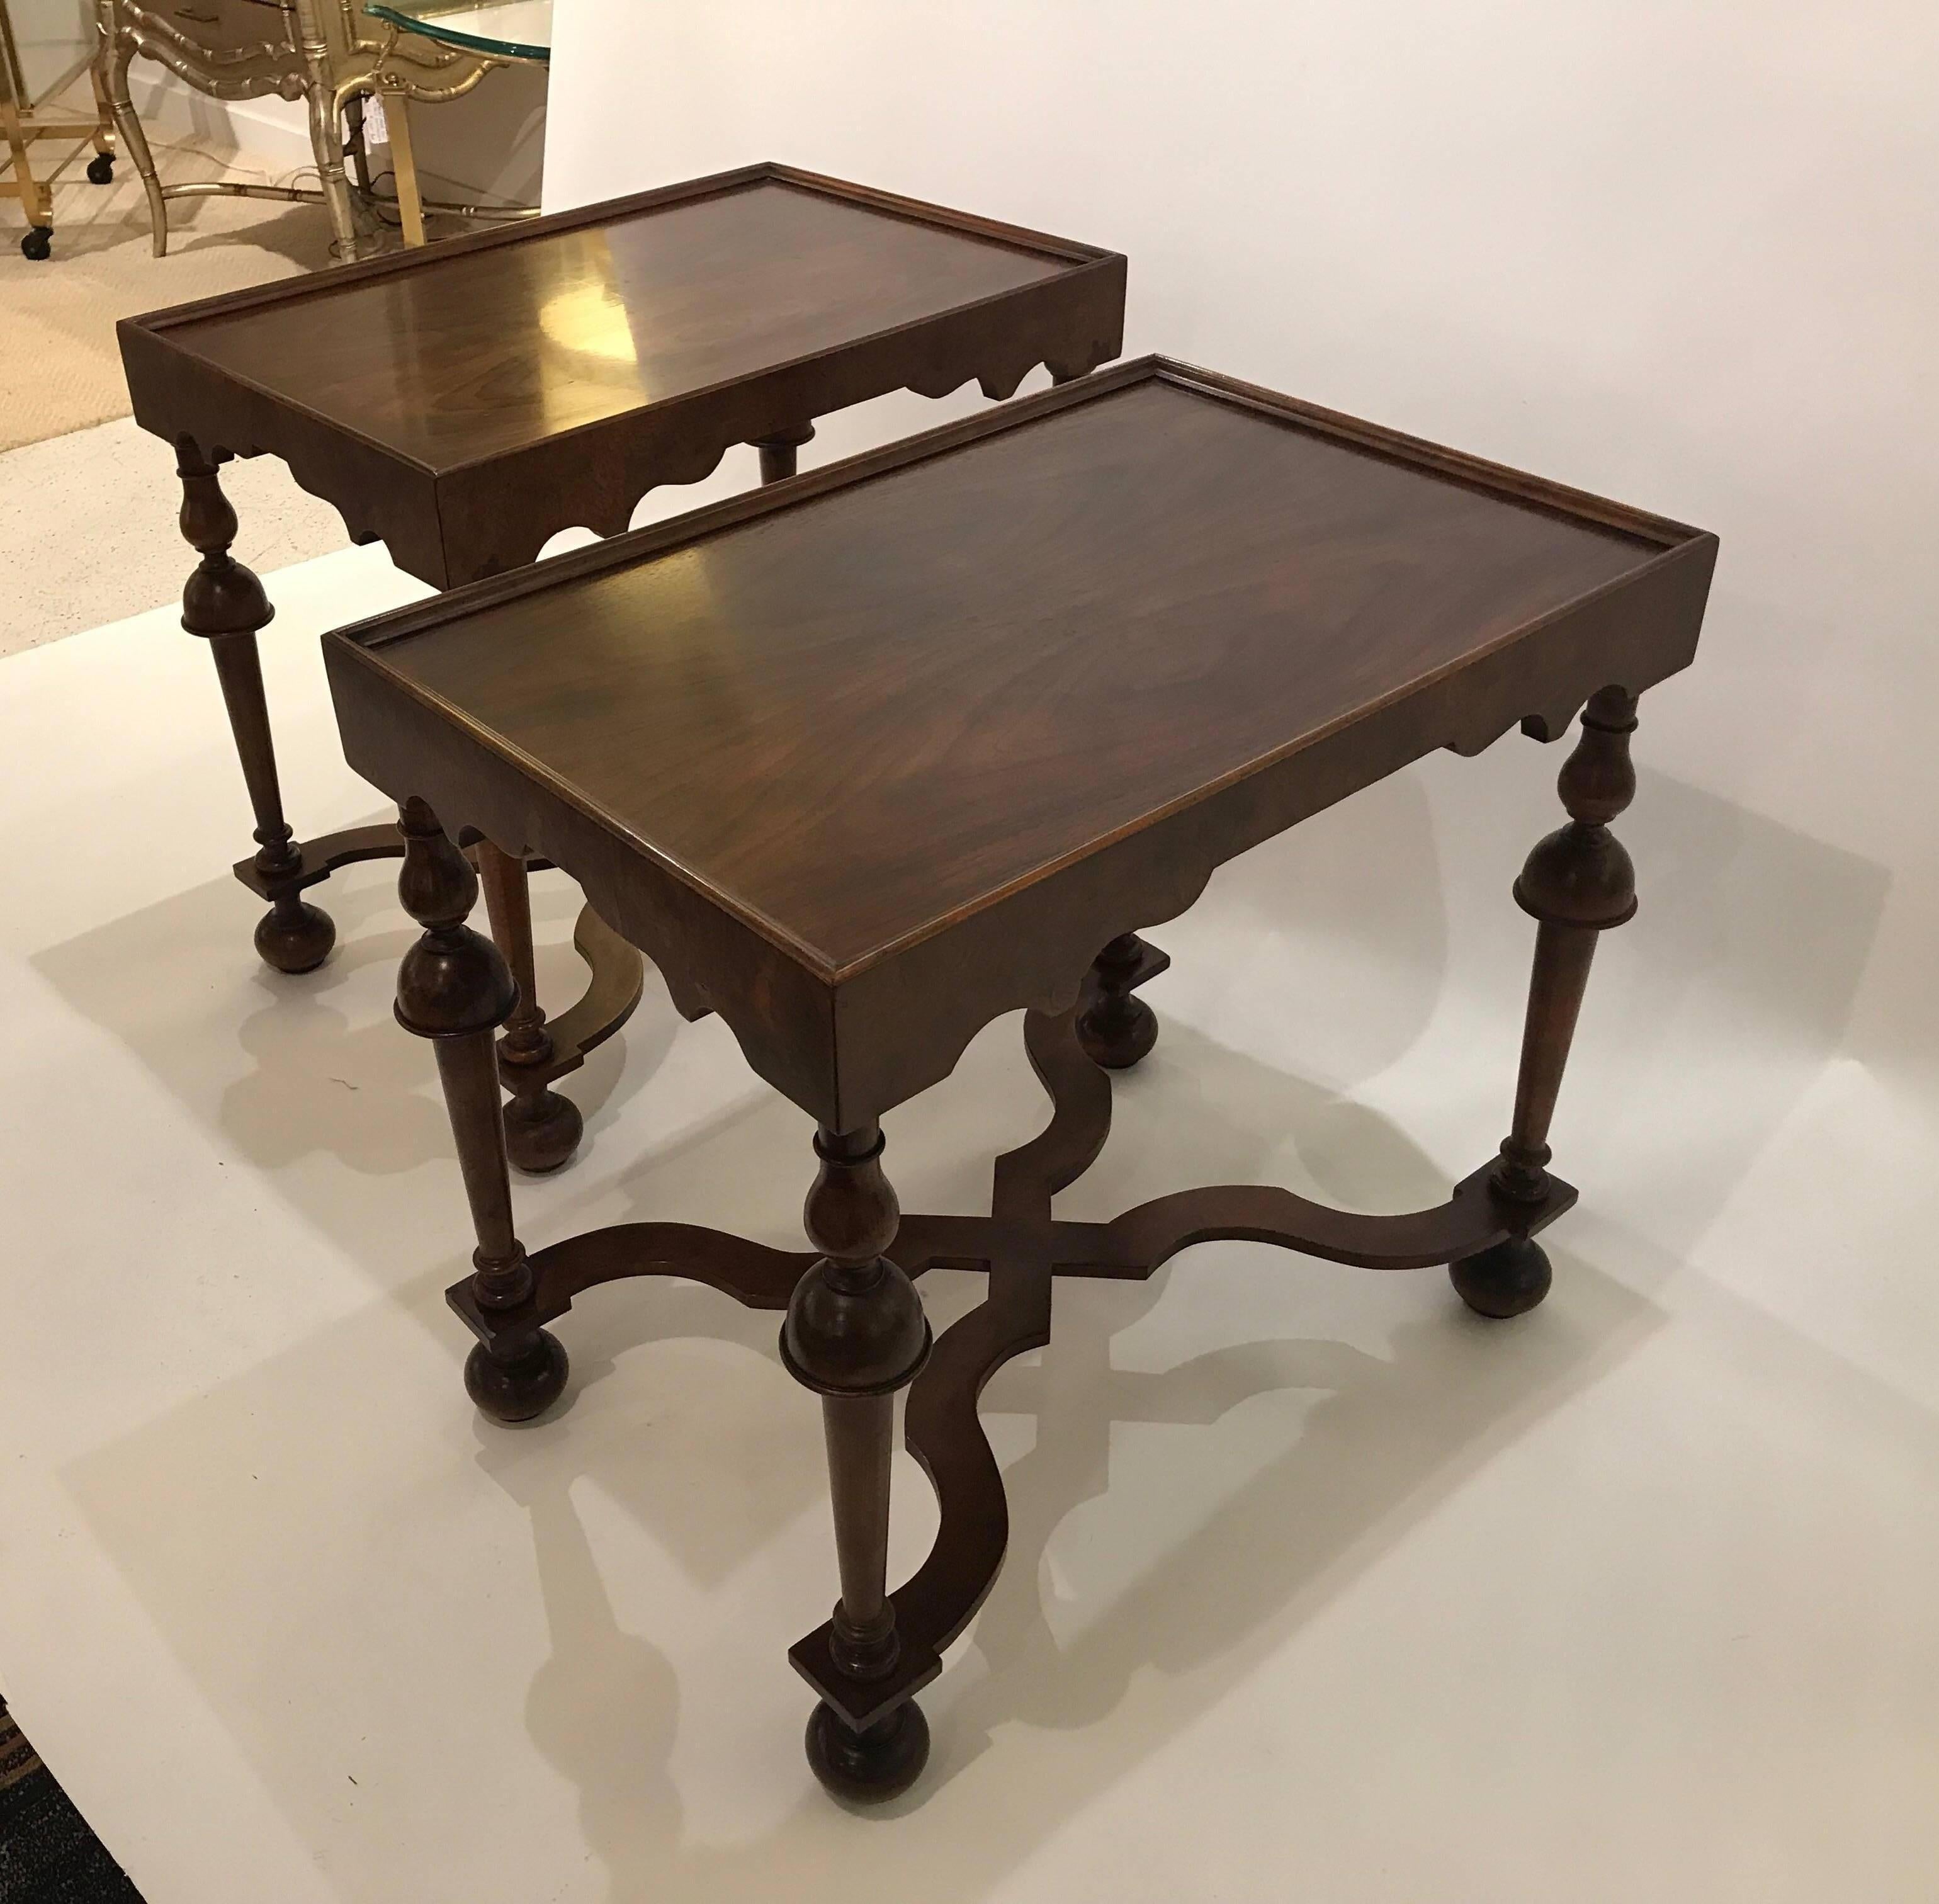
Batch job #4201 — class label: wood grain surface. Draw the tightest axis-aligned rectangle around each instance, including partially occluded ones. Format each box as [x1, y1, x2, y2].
[330, 356, 1716, 1126]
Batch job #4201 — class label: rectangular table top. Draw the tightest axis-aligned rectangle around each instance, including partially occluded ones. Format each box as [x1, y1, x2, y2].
[120, 164, 1125, 586]
[332, 358, 1712, 973]
[328, 356, 1716, 1125]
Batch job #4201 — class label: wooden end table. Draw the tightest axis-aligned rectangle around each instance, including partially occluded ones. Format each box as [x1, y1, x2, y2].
[324, 358, 1716, 1801]
[118, 162, 1124, 1169]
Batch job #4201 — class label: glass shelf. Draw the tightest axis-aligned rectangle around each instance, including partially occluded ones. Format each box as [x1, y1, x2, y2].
[363, 0, 551, 64]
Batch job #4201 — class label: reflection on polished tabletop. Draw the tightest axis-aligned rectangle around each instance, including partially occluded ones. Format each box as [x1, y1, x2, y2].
[166, 180, 1071, 464]
[337, 363, 1696, 977]
[119, 163, 1125, 584]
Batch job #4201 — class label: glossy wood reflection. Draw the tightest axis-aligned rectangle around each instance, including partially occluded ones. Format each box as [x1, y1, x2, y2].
[328, 356, 1716, 1132]
[362, 369, 1688, 972]
[183, 182, 1071, 464]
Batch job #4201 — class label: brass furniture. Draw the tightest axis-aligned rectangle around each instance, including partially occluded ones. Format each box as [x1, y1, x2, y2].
[1, 0, 115, 259]
[359, 0, 545, 248]
[94, 0, 540, 261]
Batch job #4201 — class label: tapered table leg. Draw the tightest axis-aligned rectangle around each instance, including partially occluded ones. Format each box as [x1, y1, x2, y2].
[781, 1122, 932, 1800]
[395, 798, 568, 1422]
[178, 445, 335, 975]
[476, 842, 586, 1174]
[1454, 686, 1641, 1318]
[752, 423, 815, 484]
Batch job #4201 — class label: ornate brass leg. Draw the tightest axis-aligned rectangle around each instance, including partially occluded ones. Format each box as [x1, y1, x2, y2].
[86, 54, 116, 162]
[476, 842, 585, 1174]
[1454, 686, 1639, 1318]
[97, 14, 164, 254]
[781, 1123, 932, 1801]
[396, 800, 568, 1422]
[178, 446, 336, 975]
[292, 0, 359, 259]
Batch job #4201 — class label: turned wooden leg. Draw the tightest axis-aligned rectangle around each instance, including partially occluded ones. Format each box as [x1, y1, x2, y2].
[752, 422, 815, 485]
[1454, 687, 1639, 1318]
[178, 445, 335, 975]
[395, 799, 568, 1422]
[1077, 933, 1160, 1070]
[476, 842, 585, 1174]
[781, 1123, 932, 1801]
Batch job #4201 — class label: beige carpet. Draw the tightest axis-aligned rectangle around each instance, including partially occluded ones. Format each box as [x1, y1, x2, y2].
[0, 414, 353, 655]
[1, 123, 339, 451]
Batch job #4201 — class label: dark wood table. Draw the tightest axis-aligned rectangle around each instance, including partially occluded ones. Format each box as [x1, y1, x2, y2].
[118, 162, 1124, 1169]
[325, 357, 1716, 1803]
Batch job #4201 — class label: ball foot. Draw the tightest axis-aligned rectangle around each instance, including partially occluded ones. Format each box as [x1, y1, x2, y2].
[502, 1084, 584, 1174]
[465, 1330, 569, 1424]
[805, 1699, 929, 1804]
[1450, 1237, 1552, 1319]
[86, 152, 115, 184]
[1076, 993, 1158, 1070]
[254, 896, 335, 973]
[20, 226, 52, 261]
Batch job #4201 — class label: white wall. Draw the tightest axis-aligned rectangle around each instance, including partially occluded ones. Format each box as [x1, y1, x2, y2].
[543, 1, 1939, 1108]
[8, 0, 93, 101]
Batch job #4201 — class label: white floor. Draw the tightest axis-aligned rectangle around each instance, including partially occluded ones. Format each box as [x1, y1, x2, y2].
[3, 538, 1936, 1903]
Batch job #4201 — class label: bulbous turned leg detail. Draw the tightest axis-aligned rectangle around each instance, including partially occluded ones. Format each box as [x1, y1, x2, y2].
[782, 1123, 933, 1801]
[251, 883, 334, 975]
[396, 799, 568, 1422]
[476, 841, 585, 1174]
[804, 1700, 931, 1802]
[1454, 687, 1640, 1318]
[1077, 933, 1160, 1070]
[463, 1326, 570, 1424]
[500, 1084, 584, 1177]
[179, 444, 334, 973]
[1450, 1237, 1554, 1319]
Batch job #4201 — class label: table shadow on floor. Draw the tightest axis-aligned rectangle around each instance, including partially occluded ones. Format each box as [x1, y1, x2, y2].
[28, 831, 681, 1182]
[54, 1007, 1666, 1900]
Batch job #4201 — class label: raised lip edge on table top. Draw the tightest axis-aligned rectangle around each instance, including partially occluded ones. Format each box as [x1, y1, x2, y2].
[116, 161, 1126, 479]
[325, 354, 1719, 984]
[116, 161, 1116, 341]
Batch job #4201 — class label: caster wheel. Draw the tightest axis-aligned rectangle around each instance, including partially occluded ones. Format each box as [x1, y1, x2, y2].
[86, 152, 115, 184]
[805, 1699, 929, 1803]
[503, 1085, 584, 1175]
[254, 897, 335, 974]
[465, 1330, 569, 1424]
[1450, 1237, 1552, 1319]
[20, 227, 52, 261]
[1076, 992, 1158, 1070]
